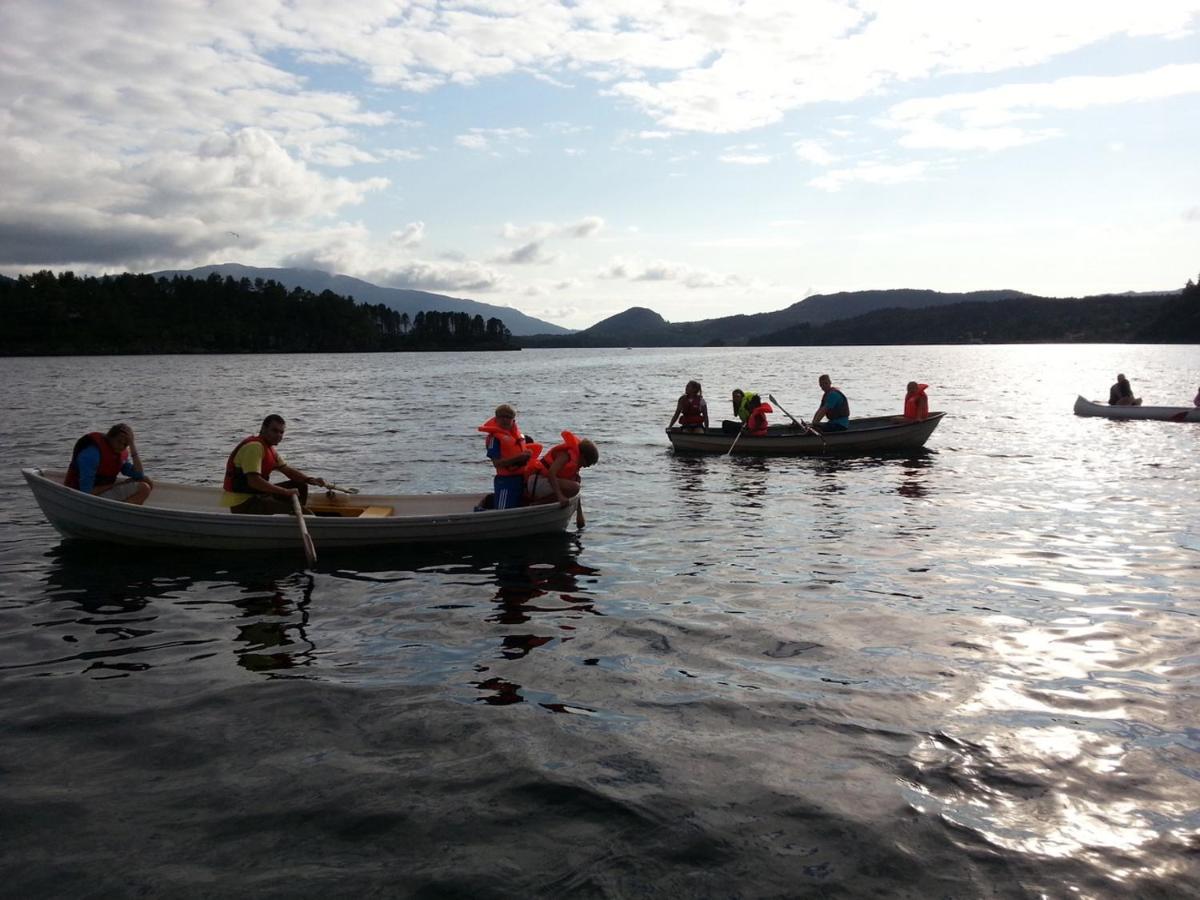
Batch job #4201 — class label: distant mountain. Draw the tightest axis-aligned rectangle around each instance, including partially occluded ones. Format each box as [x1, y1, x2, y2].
[150, 263, 571, 336]
[523, 288, 1040, 347]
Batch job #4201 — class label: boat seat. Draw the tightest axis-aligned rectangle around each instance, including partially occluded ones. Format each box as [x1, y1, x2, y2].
[358, 505, 393, 518]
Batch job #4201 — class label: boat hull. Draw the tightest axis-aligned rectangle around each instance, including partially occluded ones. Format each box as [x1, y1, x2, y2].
[667, 413, 944, 455]
[22, 468, 576, 551]
[1073, 395, 1200, 422]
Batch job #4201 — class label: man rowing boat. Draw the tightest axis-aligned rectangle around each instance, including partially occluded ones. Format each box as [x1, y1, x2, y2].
[222, 414, 328, 514]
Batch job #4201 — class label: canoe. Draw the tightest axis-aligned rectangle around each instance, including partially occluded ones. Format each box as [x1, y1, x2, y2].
[1073, 396, 1200, 422]
[21, 467, 577, 551]
[666, 412, 944, 455]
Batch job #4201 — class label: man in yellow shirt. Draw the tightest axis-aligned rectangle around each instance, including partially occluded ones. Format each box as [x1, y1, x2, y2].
[222, 414, 327, 514]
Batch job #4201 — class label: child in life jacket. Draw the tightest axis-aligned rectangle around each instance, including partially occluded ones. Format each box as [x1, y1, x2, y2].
[478, 404, 540, 510]
[525, 431, 599, 507]
[744, 395, 773, 436]
[668, 380, 709, 431]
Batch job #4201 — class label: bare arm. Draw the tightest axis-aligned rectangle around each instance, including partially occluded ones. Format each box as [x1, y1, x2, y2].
[667, 396, 685, 428]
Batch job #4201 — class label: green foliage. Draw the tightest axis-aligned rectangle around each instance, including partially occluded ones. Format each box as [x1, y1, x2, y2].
[0, 271, 515, 355]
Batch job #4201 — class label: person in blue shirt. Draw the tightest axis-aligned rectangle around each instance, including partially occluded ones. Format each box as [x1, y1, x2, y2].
[812, 374, 850, 432]
[64, 423, 154, 504]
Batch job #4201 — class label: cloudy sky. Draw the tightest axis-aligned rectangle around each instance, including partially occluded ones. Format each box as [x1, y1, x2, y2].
[2, 1, 1198, 329]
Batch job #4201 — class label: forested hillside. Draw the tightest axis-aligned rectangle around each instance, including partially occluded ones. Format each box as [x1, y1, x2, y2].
[0, 271, 516, 354]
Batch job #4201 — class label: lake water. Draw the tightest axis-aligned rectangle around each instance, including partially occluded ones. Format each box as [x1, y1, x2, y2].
[1, 345, 1198, 897]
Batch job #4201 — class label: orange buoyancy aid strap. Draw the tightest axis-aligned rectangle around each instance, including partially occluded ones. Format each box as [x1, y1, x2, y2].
[904, 385, 929, 419]
[480, 418, 541, 474]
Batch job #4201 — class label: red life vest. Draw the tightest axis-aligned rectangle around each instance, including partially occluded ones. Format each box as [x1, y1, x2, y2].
[478, 418, 541, 476]
[680, 394, 706, 426]
[904, 385, 929, 420]
[65, 432, 128, 489]
[223, 435, 280, 493]
[533, 431, 583, 482]
[747, 403, 773, 436]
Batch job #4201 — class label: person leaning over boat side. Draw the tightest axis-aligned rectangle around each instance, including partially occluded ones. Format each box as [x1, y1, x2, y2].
[744, 395, 773, 436]
[64, 423, 154, 504]
[222, 414, 327, 515]
[525, 431, 599, 507]
[668, 380, 709, 431]
[1108, 373, 1142, 407]
[478, 404, 541, 510]
[903, 381, 929, 421]
[724, 388, 759, 434]
[811, 374, 850, 432]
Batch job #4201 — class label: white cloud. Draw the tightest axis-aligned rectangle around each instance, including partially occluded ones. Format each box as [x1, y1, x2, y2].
[390, 222, 426, 247]
[599, 257, 747, 288]
[809, 160, 928, 192]
[793, 139, 837, 166]
[454, 126, 532, 154]
[884, 63, 1200, 151]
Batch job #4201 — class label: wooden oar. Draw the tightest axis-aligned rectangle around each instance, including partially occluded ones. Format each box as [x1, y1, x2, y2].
[768, 393, 827, 449]
[291, 494, 317, 566]
[323, 482, 359, 495]
[575, 495, 585, 528]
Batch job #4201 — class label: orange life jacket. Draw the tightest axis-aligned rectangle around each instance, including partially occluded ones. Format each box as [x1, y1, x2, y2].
[223, 435, 280, 493]
[679, 394, 705, 426]
[904, 385, 929, 420]
[533, 431, 584, 482]
[65, 432, 128, 489]
[747, 403, 773, 436]
[478, 418, 542, 476]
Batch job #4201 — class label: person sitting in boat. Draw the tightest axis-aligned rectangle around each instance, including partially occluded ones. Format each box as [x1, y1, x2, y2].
[64, 423, 153, 505]
[1108, 374, 1141, 407]
[1193, 385, 1199, 407]
[903, 381, 929, 421]
[479, 405, 541, 510]
[724, 388, 759, 434]
[222, 414, 327, 515]
[812, 374, 850, 432]
[668, 380, 709, 431]
[744, 395, 773, 436]
[525, 431, 599, 507]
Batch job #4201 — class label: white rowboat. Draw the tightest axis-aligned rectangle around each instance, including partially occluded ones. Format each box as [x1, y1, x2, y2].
[666, 413, 944, 455]
[22, 468, 577, 551]
[1073, 396, 1200, 422]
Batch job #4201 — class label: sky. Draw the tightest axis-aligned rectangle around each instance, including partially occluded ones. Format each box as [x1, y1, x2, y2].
[2, 1, 1198, 330]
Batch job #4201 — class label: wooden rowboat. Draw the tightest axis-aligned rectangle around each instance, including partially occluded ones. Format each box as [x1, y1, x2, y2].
[22, 468, 577, 551]
[666, 412, 944, 455]
[1073, 396, 1200, 422]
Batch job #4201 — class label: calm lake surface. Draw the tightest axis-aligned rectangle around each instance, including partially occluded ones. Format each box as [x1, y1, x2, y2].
[2, 345, 1198, 898]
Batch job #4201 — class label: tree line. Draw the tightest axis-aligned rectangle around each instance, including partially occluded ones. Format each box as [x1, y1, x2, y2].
[0, 271, 516, 355]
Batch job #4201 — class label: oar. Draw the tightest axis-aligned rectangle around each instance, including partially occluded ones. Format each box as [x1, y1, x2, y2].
[575, 495, 585, 528]
[768, 393, 827, 448]
[291, 494, 317, 566]
[323, 482, 359, 495]
[725, 426, 744, 456]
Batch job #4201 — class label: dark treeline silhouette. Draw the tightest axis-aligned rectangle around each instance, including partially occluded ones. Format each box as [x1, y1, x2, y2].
[0, 271, 515, 355]
[752, 276, 1200, 346]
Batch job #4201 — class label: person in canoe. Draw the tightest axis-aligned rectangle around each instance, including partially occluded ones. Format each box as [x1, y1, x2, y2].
[525, 431, 599, 508]
[812, 374, 850, 432]
[64, 423, 154, 504]
[1108, 374, 1141, 407]
[1193, 385, 1199, 407]
[668, 380, 709, 431]
[478, 404, 541, 510]
[744, 395, 773, 436]
[222, 414, 328, 514]
[903, 381, 929, 421]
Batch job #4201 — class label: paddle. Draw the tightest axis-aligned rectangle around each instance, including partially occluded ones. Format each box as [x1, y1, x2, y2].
[768, 393, 827, 448]
[323, 482, 359, 495]
[575, 495, 585, 528]
[291, 494, 317, 566]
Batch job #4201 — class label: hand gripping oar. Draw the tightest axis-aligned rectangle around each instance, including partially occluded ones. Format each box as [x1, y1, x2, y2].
[768, 393, 827, 448]
[291, 494, 317, 566]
